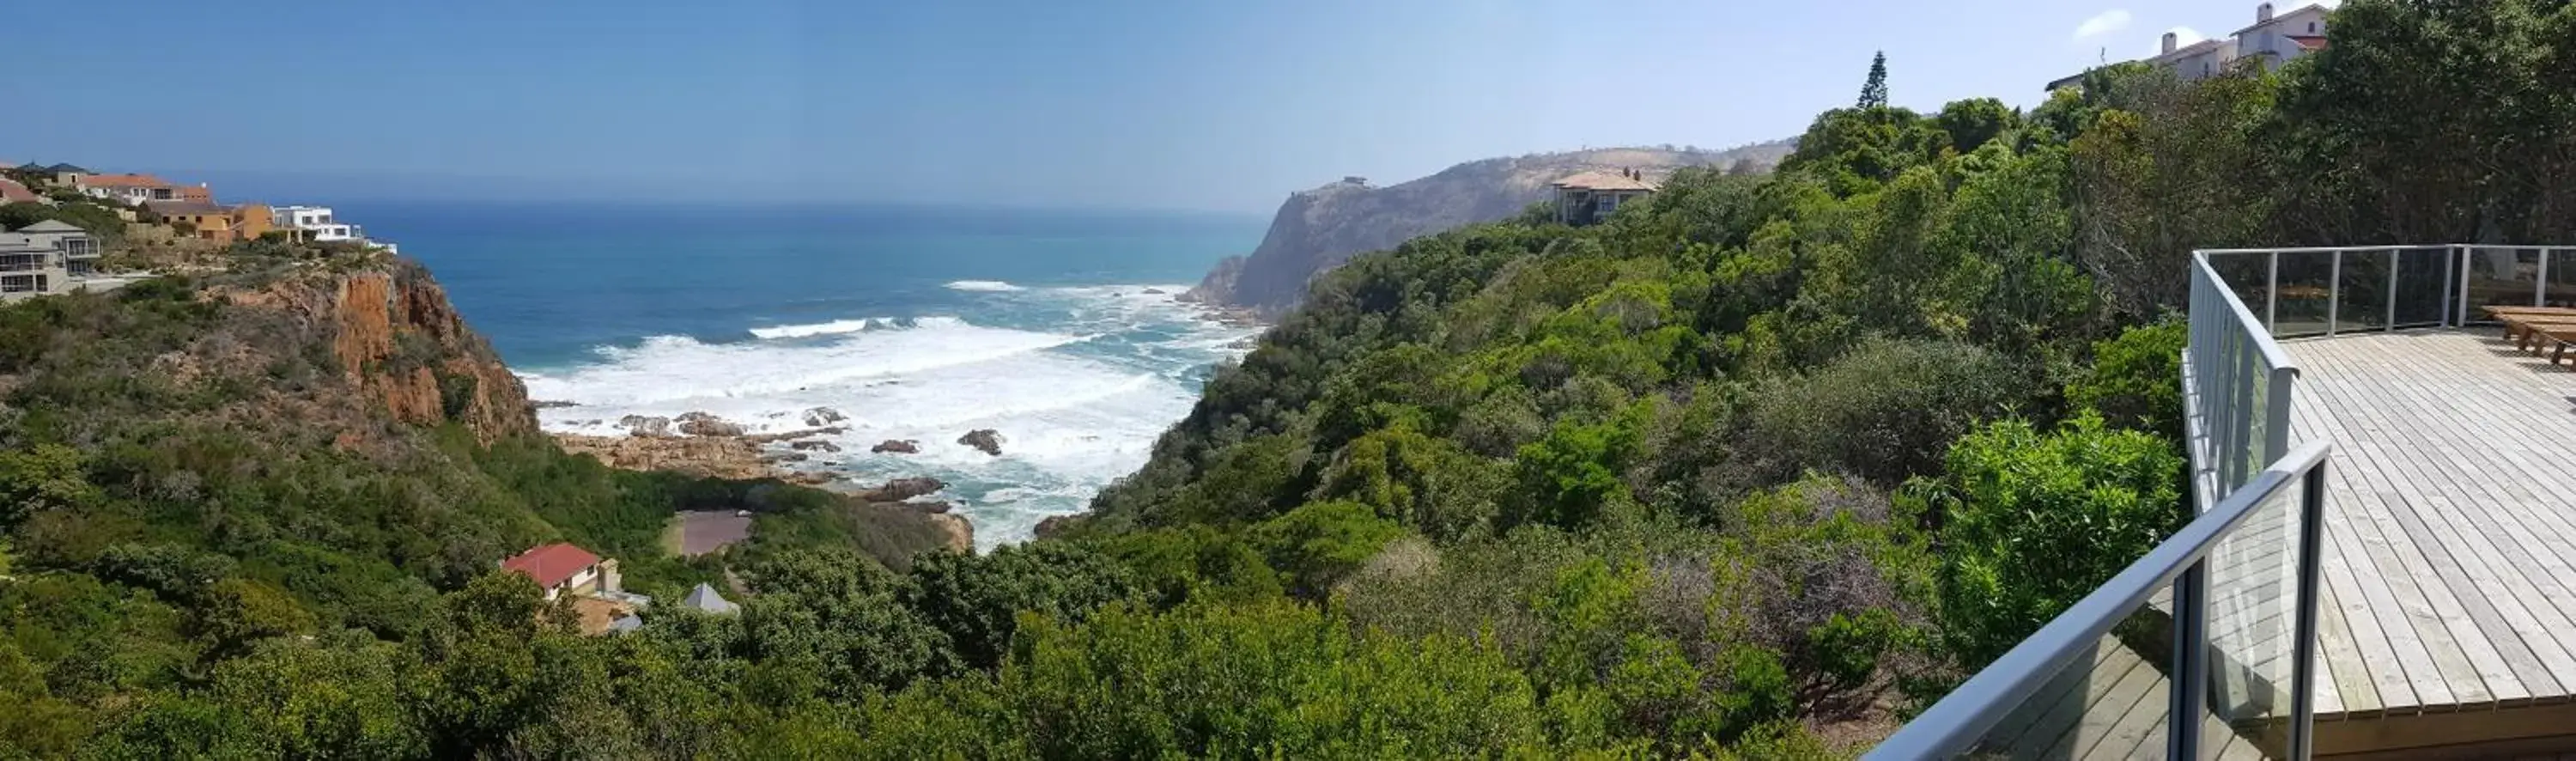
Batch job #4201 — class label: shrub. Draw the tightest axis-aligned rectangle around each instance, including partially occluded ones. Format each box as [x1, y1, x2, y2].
[1806, 607, 1906, 692]
[1928, 413, 2186, 666]
[1248, 500, 1406, 599]
[2066, 320, 2185, 441]
[1747, 338, 2029, 485]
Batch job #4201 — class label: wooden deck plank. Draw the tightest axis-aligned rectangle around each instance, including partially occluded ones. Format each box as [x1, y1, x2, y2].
[2036, 647, 2166, 761]
[2296, 343, 2530, 705]
[2280, 330, 2576, 721]
[2300, 332, 2576, 697]
[2309, 338, 2576, 701]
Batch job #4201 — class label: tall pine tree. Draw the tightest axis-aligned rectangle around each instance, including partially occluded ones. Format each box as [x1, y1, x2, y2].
[1857, 52, 1889, 108]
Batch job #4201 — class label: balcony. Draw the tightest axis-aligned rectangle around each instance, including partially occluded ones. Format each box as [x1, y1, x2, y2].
[1873, 246, 2576, 760]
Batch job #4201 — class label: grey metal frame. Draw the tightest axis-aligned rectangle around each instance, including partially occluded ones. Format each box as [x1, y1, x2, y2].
[2199, 245, 2576, 337]
[1865, 442, 2333, 760]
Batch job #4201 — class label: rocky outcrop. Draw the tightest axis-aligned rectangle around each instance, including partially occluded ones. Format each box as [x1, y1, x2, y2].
[802, 406, 848, 426]
[852, 477, 945, 503]
[1034, 514, 1086, 540]
[791, 440, 841, 453]
[958, 429, 1005, 456]
[216, 259, 537, 443]
[620, 415, 672, 437]
[872, 439, 920, 454]
[927, 513, 973, 553]
[677, 411, 745, 437]
[1188, 143, 1795, 312]
[555, 433, 829, 483]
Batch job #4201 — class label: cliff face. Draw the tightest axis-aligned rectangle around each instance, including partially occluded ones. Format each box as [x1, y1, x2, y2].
[1190, 143, 1794, 312]
[216, 259, 535, 445]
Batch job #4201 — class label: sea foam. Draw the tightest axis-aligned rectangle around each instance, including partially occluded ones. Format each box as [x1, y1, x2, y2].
[526, 284, 1259, 550]
[945, 279, 1024, 292]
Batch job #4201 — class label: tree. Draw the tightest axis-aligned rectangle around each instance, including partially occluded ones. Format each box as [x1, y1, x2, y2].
[903, 543, 1141, 670]
[1857, 52, 1890, 108]
[1934, 97, 2015, 155]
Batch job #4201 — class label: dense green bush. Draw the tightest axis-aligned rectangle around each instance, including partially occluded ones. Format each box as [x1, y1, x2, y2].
[1926, 414, 2187, 665]
[2067, 320, 2186, 441]
[1747, 338, 2027, 484]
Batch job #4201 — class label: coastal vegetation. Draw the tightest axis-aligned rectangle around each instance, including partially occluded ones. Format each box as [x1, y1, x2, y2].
[5, 1, 2575, 757]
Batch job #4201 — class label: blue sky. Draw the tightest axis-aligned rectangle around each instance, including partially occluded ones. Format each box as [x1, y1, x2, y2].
[4, 0, 2322, 211]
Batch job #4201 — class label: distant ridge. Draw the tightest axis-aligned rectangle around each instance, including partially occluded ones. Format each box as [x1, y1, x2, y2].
[1188, 141, 1795, 312]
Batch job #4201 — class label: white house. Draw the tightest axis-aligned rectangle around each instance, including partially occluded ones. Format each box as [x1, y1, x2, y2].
[2234, 3, 2331, 71]
[274, 205, 359, 241]
[2049, 3, 2332, 91]
[2148, 32, 2239, 82]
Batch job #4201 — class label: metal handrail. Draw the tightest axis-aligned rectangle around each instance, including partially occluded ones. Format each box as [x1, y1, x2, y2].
[1867, 441, 2333, 760]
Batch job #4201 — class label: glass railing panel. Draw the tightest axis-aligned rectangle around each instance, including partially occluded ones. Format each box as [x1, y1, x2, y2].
[2208, 253, 2273, 330]
[2464, 246, 2539, 322]
[2391, 247, 2451, 327]
[2202, 472, 2306, 759]
[2271, 251, 2335, 338]
[1957, 605, 2176, 761]
[2549, 248, 2576, 308]
[2334, 249, 2390, 332]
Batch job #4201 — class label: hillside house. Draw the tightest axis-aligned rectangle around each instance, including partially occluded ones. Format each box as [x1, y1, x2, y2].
[0, 178, 41, 205]
[0, 221, 100, 299]
[2047, 2, 2331, 91]
[275, 205, 359, 241]
[2235, 2, 2330, 71]
[1551, 169, 1659, 226]
[76, 174, 180, 204]
[501, 542, 623, 601]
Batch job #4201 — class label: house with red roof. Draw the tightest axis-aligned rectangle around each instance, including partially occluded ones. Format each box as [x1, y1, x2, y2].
[500, 542, 623, 601]
[0, 178, 40, 205]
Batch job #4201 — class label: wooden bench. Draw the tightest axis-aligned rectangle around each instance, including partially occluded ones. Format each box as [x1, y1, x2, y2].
[2480, 307, 2576, 343]
[2517, 324, 2576, 364]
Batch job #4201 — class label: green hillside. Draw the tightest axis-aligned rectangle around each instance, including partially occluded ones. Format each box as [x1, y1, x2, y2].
[6, 2, 2575, 758]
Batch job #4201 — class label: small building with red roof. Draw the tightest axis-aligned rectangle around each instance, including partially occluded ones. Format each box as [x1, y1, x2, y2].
[500, 542, 622, 600]
[0, 178, 40, 205]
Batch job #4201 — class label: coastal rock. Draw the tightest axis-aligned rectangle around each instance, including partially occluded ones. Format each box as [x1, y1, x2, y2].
[556, 433, 769, 480]
[905, 500, 954, 514]
[854, 477, 945, 503]
[802, 406, 848, 426]
[764, 452, 811, 464]
[958, 429, 1005, 456]
[532, 399, 578, 409]
[742, 426, 844, 444]
[1035, 514, 1087, 539]
[790, 440, 841, 453]
[677, 411, 746, 437]
[619, 415, 673, 438]
[1140, 287, 1167, 295]
[927, 513, 974, 553]
[872, 439, 920, 454]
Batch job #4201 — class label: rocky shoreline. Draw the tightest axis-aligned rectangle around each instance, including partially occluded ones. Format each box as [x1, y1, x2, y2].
[549, 407, 976, 551]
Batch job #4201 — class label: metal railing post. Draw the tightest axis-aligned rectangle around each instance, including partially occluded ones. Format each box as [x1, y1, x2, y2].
[2387, 248, 2400, 331]
[2442, 246, 2458, 326]
[2537, 247, 2549, 307]
[2327, 249, 2342, 336]
[2288, 462, 2330, 761]
[2267, 366, 2296, 465]
[2170, 563, 2209, 761]
[2267, 251, 2281, 331]
[2225, 344, 2257, 493]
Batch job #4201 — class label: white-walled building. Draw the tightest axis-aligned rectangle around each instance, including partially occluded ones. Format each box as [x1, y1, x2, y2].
[2236, 3, 2332, 71]
[2049, 3, 2333, 91]
[274, 205, 359, 241]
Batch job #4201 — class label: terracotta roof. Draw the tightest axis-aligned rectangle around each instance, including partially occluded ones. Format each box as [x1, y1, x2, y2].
[2289, 35, 2328, 51]
[1552, 169, 1659, 192]
[78, 174, 175, 189]
[2234, 3, 2333, 36]
[501, 543, 602, 588]
[0, 179, 36, 204]
[143, 199, 226, 216]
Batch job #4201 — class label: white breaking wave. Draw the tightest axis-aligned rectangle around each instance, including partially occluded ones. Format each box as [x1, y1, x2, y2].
[749, 319, 878, 339]
[945, 279, 1024, 292]
[526, 283, 1261, 551]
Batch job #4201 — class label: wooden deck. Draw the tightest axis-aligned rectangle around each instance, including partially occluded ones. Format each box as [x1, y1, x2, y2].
[1977, 635, 2271, 760]
[2284, 330, 2576, 758]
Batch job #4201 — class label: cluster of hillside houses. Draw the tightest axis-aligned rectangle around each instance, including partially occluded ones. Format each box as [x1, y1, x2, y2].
[2049, 3, 2332, 91]
[0, 161, 398, 299]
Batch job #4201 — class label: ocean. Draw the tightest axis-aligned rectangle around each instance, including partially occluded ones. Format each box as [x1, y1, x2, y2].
[352, 201, 1267, 550]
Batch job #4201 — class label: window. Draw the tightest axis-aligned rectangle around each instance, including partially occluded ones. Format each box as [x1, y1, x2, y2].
[2, 274, 39, 293]
[2307, 21, 2316, 33]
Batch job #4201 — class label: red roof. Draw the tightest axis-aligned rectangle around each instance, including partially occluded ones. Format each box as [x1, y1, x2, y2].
[76, 174, 174, 190]
[2288, 35, 2328, 51]
[0, 179, 36, 204]
[501, 543, 601, 588]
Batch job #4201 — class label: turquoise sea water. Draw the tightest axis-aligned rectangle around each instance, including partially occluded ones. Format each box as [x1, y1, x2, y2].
[353, 201, 1266, 548]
